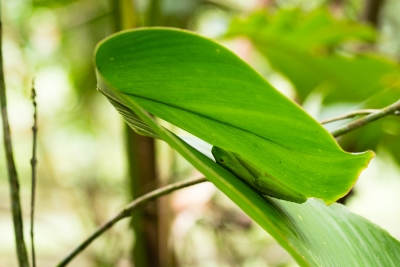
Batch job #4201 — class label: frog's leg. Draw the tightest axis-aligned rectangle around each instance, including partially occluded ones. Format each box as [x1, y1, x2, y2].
[232, 152, 307, 203]
[255, 176, 307, 204]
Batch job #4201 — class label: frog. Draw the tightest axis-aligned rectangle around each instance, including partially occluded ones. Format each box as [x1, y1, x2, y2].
[211, 146, 307, 204]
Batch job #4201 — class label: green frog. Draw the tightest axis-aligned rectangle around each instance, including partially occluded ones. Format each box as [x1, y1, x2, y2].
[211, 146, 306, 204]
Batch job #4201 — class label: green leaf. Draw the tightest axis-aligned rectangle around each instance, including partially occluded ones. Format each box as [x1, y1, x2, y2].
[93, 28, 400, 266]
[180, 137, 400, 266]
[94, 28, 373, 204]
[278, 198, 400, 267]
[97, 80, 400, 267]
[227, 9, 400, 103]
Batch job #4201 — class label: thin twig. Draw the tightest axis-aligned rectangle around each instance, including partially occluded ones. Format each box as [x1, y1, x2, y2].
[30, 81, 38, 267]
[56, 176, 208, 267]
[320, 109, 400, 124]
[0, 4, 30, 267]
[321, 109, 376, 124]
[331, 99, 400, 137]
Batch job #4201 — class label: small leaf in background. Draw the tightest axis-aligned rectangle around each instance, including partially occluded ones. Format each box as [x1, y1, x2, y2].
[227, 9, 400, 104]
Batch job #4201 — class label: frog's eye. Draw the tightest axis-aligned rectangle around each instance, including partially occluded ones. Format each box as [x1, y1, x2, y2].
[219, 158, 225, 163]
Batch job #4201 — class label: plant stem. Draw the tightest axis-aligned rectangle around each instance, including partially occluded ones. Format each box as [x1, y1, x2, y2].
[0, 3, 30, 267]
[30, 82, 38, 267]
[55, 176, 208, 267]
[331, 99, 400, 137]
[320, 109, 394, 124]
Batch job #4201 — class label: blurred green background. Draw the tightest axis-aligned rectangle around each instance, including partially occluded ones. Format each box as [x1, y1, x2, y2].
[1, 0, 400, 266]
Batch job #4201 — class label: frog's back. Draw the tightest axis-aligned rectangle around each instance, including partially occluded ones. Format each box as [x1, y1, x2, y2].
[213, 146, 306, 204]
[255, 177, 307, 203]
[233, 152, 306, 203]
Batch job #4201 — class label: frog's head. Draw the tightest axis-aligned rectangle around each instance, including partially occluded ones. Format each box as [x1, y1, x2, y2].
[211, 146, 237, 167]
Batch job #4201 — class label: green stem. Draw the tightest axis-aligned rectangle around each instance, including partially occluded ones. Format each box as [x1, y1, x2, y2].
[0, 3, 30, 267]
[55, 177, 208, 267]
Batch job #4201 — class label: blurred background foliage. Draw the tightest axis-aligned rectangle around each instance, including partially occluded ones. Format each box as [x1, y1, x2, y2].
[0, 0, 400, 266]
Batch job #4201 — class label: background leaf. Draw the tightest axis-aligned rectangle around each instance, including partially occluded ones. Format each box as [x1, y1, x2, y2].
[227, 9, 400, 103]
[94, 28, 373, 204]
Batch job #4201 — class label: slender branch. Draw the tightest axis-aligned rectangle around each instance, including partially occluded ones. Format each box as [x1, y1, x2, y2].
[56, 176, 208, 267]
[30, 81, 38, 267]
[320, 109, 400, 124]
[0, 4, 30, 267]
[331, 99, 400, 137]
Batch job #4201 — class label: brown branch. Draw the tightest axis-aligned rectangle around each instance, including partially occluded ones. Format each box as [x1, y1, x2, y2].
[55, 176, 208, 267]
[320, 109, 400, 124]
[30, 81, 38, 267]
[331, 99, 400, 137]
[0, 4, 30, 267]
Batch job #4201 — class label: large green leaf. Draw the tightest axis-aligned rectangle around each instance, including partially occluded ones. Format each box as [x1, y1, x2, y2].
[93, 28, 400, 266]
[95, 77, 400, 267]
[227, 9, 400, 103]
[94, 28, 373, 204]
